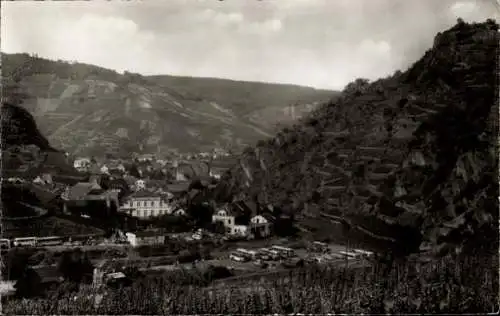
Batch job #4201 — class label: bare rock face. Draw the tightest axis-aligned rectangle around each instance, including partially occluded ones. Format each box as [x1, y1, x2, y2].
[215, 20, 499, 257]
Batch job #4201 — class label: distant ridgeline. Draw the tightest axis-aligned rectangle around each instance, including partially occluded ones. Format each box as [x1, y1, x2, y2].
[214, 20, 499, 257]
[1, 52, 335, 156]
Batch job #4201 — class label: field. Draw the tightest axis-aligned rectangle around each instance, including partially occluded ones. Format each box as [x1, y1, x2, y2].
[3, 252, 496, 314]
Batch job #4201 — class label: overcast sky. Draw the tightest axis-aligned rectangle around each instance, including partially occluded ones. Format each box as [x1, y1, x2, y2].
[1, 0, 497, 90]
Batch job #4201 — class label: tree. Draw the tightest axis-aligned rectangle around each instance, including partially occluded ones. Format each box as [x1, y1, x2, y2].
[210, 221, 226, 235]
[187, 203, 213, 228]
[128, 163, 141, 178]
[2, 247, 37, 281]
[57, 249, 94, 284]
[189, 178, 205, 191]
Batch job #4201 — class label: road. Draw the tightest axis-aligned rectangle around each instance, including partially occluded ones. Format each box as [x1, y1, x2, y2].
[39, 243, 130, 252]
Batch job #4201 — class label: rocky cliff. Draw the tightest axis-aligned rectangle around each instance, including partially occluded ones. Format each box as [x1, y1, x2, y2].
[215, 20, 499, 256]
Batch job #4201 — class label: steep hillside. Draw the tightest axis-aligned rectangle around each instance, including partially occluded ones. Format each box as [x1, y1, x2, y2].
[1, 102, 56, 152]
[216, 20, 499, 256]
[2, 54, 335, 156]
[0, 102, 102, 238]
[148, 75, 334, 129]
[1, 101, 83, 178]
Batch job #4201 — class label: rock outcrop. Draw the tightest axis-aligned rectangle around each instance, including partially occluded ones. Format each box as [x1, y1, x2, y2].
[215, 20, 499, 257]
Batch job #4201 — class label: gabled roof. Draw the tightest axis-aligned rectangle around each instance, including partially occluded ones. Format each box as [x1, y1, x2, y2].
[89, 174, 103, 184]
[66, 182, 102, 200]
[166, 181, 190, 194]
[233, 200, 256, 217]
[260, 213, 276, 223]
[128, 229, 166, 237]
[209, 166, 229, 173]
[216, 203, 251, 224]
[123, 175, 138, 185]
[128, 190, 162, 199]
[31, 265, 64, 284]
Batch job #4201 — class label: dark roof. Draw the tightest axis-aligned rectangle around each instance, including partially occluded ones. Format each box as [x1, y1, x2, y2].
[66, 182, 101, 200]
[129, 229, 166, 237]
[88, 164, 101, 174]
[188, 189, 201, 201]
[233, 200, 257, 216]
[210, 157, 238, 169]
[123, 175, 137, 185]
[30, 184, 58, 204]
[31, 265, 64, 284]
[129, 190, 162, 199]
[260, 213, 276, 223]
[218, 203, 250, 224]
[89, 174, 102, 184]
[241, 200, 259, 216]
[166, 181, 190, 194]
[210, 166, 229, 173]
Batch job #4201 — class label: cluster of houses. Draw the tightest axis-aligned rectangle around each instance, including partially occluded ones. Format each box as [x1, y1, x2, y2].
[20, 150, 280, 248]
[71, 154, 230, 182]
[211, 201, 274, 239]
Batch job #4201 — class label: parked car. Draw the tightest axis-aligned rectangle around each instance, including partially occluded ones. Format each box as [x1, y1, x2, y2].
[258, 253, 272, 261]
[230, 253, 249, 262]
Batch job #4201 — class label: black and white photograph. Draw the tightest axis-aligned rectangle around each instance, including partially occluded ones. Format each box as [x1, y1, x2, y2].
[0, 0, 499, 314]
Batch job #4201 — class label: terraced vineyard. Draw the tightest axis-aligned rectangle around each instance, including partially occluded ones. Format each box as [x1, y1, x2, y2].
[215, 20, 499, 257]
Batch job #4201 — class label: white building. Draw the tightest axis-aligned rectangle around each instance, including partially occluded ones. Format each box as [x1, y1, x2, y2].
[33, 173, 53, 186]
[249, 214, 273, 238]
[119, 191, 173, 218]
[231, 225, 250, 237]
[212, 204, 274, 238]
[126, 231, 166, 247]
[212, 206, 235, 228]
[74, 158, 91, 172]
[100, 165, 109, 174]
[173, 208, 186, 216]
[135, 179, 146, 190]
[209, 170, 222, 180]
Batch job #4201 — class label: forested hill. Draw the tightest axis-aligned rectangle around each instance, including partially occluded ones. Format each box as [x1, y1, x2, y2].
[214, 19, 499, 257]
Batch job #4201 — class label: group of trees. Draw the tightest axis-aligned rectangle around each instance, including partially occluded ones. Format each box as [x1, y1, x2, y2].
[10, 248, 94, 299]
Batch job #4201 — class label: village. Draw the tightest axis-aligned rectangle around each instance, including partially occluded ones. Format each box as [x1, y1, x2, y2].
[1, 150, 374, 299]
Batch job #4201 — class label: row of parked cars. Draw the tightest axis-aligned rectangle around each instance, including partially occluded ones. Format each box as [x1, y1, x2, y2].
[306, 241, 374, 263]
[229, 245, 298, 268]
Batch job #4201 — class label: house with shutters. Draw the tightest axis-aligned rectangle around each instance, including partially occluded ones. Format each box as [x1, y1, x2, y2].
[119, 190, 174, 218]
